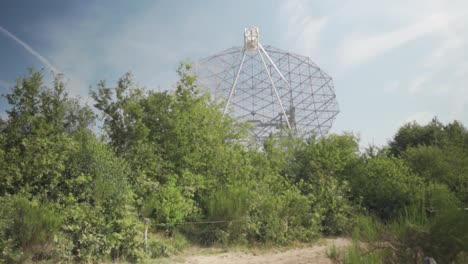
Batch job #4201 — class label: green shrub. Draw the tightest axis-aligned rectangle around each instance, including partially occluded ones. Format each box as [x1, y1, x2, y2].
[403, 145, 468, 204]
[248, 190, 292, 244]
[60, 203, 145, 263]
[306, 178, 355, 235]
[182, 183, 251, 246]
[148, 232, 188, 258]
[423, 185, 468, 263]
[142, 176, 195, 228]
[339, 213, 392, 264]
[352, 214, 382, 242]
[343, 242, 387, 264]
[349, 156, 425, 219]
[0, 196, 62, 263]
[248, 177, 320, 244]
[348, 185, 468, 264]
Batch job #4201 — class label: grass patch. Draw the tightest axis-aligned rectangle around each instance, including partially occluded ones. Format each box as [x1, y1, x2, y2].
[326, 243, 340, 262]
[343, 242, 386, 264]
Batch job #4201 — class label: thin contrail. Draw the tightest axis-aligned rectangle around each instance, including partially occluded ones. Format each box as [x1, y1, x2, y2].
[0, 25, 59, 73]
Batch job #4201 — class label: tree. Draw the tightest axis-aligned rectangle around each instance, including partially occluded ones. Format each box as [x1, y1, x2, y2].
[349, 156, 425, 218]
[389, 118, 444, 156]
[0, 70, 143, 262]
[91, 64, 247, 228]
[0, 70, 94, 198]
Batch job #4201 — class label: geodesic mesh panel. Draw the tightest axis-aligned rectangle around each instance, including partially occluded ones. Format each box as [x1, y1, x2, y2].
[196, 44, 339, 142]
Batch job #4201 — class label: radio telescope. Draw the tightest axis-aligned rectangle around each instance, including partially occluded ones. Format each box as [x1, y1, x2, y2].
[196, 27, 339, 142]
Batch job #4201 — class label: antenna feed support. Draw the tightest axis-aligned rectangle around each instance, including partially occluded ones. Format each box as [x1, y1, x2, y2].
[244, 27, 259, 51]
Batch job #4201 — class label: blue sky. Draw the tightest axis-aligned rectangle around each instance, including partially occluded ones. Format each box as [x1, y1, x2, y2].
[1, 0, 467, 147]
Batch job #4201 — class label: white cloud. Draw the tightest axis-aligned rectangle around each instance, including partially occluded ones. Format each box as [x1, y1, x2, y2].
[281, 0, 329, 57]
[407, 75, 429, 95]
[383, 80, 399, 93]
[422, 32, 464, 68]
[0, 25, 59, 73]
[6, 0, 467, 148]
[278, 0, 468, 147]
[333, 0, 468, 122]
[453, 63, 468, 78]
[339, 13, 453, 66]
[38, 2, 201, 99]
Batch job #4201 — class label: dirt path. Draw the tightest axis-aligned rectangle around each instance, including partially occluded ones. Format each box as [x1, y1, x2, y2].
[180, 238, 350, 264]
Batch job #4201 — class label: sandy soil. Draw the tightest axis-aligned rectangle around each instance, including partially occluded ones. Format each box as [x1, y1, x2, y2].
[180, 238, 350, 264]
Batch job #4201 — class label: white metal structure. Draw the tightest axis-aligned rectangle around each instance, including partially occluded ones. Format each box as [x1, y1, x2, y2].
[196, 27, 339, 143]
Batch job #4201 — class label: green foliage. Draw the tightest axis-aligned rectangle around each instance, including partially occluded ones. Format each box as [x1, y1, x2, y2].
[349, 156, 425, 219]
[2, 67, 468, 263]
[344, 184, 468, 264]
[58, 131, 145, 262]
[425, 209, 468, 263]
[0, 195, 62, 263]
[207, 184, 250, 222]
[142, 177, 195, 227]
[391, 185, 468, 263]
[61, 203, 145, 262]
[338, 214, 389, 264]
[404, 145, 468, 204]
[389, 118, 445, 156]
[263, 134, 358, 236]
[326, 243, 340, 261]
[249, 181, 318, 244]
[423, 184, 468, 263]
[303, 134, 359, 178]
[90, 65, 247, 228]
[390, 118, 468, 155]
[63, 130, 131, 207]
[0, 70, 94, 199]
[148, 232, 188, 258]
[343, 242, 387, 264]
[0, 70, 144, 263]
[391, 118, 468, 204]
[352, 214, 381, 242]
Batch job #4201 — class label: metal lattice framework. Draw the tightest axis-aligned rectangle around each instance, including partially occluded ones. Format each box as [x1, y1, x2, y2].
[196, 27, 339, 142]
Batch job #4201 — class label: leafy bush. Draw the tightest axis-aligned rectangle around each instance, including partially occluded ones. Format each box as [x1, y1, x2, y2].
[306, 178, 355, 235]
[60, 131, 145, 262]
[343, 185, 467, 264]
[142, 176, 195, 228]
[349, 156, 425, 219]
[263, 134, 357, 237]
[147, 232, 188, 258]
[423, 184, 468, 263]
[180, 183, 251, 246]
[0, 196, 62, 263]
[404, 145, 468, 204]
[61, 203, 145, 263]
[2, 68, 468, 263]
[248, 175, 320, 244]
